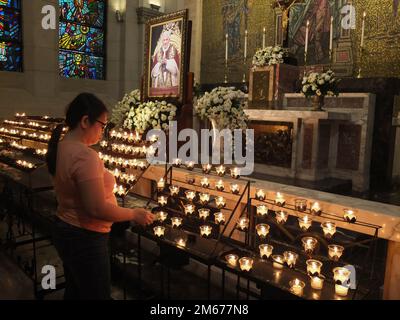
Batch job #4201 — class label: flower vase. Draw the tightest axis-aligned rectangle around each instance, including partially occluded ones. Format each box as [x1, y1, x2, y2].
[311, 95, 325, 111]
[210, 118, 225, 162]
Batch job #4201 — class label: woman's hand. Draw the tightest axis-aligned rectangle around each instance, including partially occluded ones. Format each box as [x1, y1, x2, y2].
[132, 208, 155, 226]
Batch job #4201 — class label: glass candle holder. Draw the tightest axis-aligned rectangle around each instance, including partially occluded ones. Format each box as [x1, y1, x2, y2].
[306, 259, 323, 277]
[173, 158, 182, 167]
[283, 251, 299, 268]
[343, 208, 357, 223]
[298, 215, 313, 231]
[328, 245, 345, 262]
[186, 174, 195, 185]
[275, 211, 288, 224]
[198, 208, 210, 220]
[225, 254, 239, 267]
[184, 204, 195, 215]
[333, 267, 351, 297]
[199, 193, 210, 205]
[215, 180, 225, 191]
[295, 199, 308, 212]
[290, 279, 305, 297]
[302, 237, 318, 255]
[230, 167, 240, 179]
[256, 205, 269, 216]
[272, 255, 284, 269]
[259, 244, 273, 259]
[171, 217, 183, 228]
[200, 177, 210, 188]
[237, 217, 249, 231]
[153, 226, 165, 237]
[310, 202, 322, 216]
[321, 221, 336, 239]
[239, 257, 254, 272]
[310, 275, 325, 290]
[158, 196, 168, 206]
[230, 183, 240, 194]
[185, 161, 195, 171]
[255, 189, 266, 201]
[214, 212, 226, 224]
[256, 224, 270, 238]
[169, 185, 180, 196]
[275, 192, 286, 207]
[202, 164, 212, 174]
[176, 237, 187, 248]
[215, 196, 226, 209]
[216, 165, 226, 176]
[156, 211, 168, 223]
[200, 225, 212, 237]
[185, 190, 196, 202]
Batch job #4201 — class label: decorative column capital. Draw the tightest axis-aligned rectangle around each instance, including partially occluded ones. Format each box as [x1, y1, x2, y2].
[136, 7, 164, 24]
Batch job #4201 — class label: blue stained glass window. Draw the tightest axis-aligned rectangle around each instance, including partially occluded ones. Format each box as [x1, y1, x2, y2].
[0, 0, 22, 72]
[59, 0, 106, 80]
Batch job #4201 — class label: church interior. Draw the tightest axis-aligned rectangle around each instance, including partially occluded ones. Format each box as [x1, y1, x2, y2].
[0, 0, 400, 302]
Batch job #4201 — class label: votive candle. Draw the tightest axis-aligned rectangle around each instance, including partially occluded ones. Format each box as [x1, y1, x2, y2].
[259, 244, 273, 259]
[239, 257, 254, 272]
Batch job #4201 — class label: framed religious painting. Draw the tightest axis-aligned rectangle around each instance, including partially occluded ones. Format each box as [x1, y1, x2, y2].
[143, 9, 189, 105]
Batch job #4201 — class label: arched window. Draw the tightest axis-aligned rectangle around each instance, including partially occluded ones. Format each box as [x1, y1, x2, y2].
[0, 0, 22, 72]
[58, 0, 106, 80]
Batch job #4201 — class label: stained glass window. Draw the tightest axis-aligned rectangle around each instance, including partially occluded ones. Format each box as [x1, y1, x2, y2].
[0, 0, 22, 72]
[59, 0, 106, 80]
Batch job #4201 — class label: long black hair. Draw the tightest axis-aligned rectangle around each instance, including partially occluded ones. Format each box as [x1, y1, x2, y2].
[46, 93, 108, 176]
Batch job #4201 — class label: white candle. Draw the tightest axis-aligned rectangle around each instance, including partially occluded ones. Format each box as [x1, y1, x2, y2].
[200, 177, 210, 188]
[305, 20, 310, 54]
[237, 217, 249, 230]
[290, 279, 305, 296]
[244, 30, 248, 59]
[176, 238, 186, 247]
[225, 254, 239, 267]
[239, 257, 253, 272]
[272, 255, 284, 269]
[343, 209, 357, 223]
[321, 221, 336, 238]
[169, 185, 180, 196]
[262, 27, 266, 48]
[360, 11, 366, 48]
[284, 251, 298, 268]
[171, 217, 182, 228]
[306, 259, 323, 276]
[256, 189, 266, 201]
[225, 33, 229, 63]
[157, 178, 165, 190]
[214, 212, 226, 224]
[333, 267, 351, 297]
[198, 208, 210, 220]
[329, 16, 333, 52]
[310, 275, 325, 290]
[156, 211, 168, 222]
[200, 225, 212, 237]
[256, 224, 270, 238]
[328, 245, 344, 261]
[154, 226, 165, 237]
[259, 244, 273, 259]
[199, 193, 210, 205]
[298, 215, 312, 231]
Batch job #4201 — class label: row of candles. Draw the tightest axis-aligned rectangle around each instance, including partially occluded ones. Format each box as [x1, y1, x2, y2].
[155, 208, 226, 225]
[109, 168, 137, 185]
[98, 152, 147, 170]
[109, 130, 158, 144]
[100, 141, 157, 157]
[158, 178, 241, 195]
[4, 119, 50, 131]
[158, 193, 227, 210]
[0, 127, 51, 142]
[173, 160, 241, 179]
[8, 141, 48, 156]
[113, 183, 128, 197]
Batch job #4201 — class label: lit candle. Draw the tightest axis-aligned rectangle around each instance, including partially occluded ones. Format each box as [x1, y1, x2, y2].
[306, 259, 323, 277]
[157, 178, 165, 190]
[310, 275, 325, 290]
[134, 131, 141, 143]
[100, 141, 108, 148]
[305, 20, 310, 54]
[198, 208, 210, 220]
[216, 165, 226, 176]
[230, 183, 240, 194]
[202, 164, 212, 174]
[272, 255, 284, 269]
[154, 226, 165, 237]
[200, 177, 210, 188]
[295, 199, 307, 212]
[311, 202, 322, 216]
[176, 237, 187, 248]
[259, 244, 273, 259]
[290, 279, 305, 296]
[225, 254, 239, 267]
[275, 192, 285, 206]
[169, 185, 180, 196]
[185, 190, 196, 202]
[237, 217, 249, 231]
[256, 205, 268, 216]
[215, 196, 226, 209]
[214, 212, 226, 224]
[185, 161, 195, 170]
[184, 204, 195, 215]
[215, 180, 225, 191]
[186, 175, 195, 185]
[329, 16, 333, 52]
[275, 211, 288, 224]
[328, 244, 344, 261]
[200, 225, 212, 237]
[321, 221, 336, 239]
[173, 158, 182, 167]
[199, 193, 210, 205]
[262, 27, 266, 48]
[256, 224, 270, 238]
[230, 167, 240, 179]
[225, 33, 229, 64]
[283, 251, 299, 268]
[302, 237, 318, 255]
[239, 257, 253, 272]
[333, 267, 351, 297]
[158, 196, 168, 206]
[343, 208, 357, 223]
[298, 215, 313, 231]
[360, 11, 366, 48]
[171, 217, 183, 228]
[156, 211, 168, 223]
[256, 189, 266, 201]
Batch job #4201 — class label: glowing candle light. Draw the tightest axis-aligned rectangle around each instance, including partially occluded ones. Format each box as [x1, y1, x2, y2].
[171, 217, 183, 228]
[237, 217, 249, 231]
[185, 161, 195, 170]
[230, 183, 240, 194]
[239, 257, 254, 272]
[311, 202, 322, 216]
[333, 267, 351, 297]
[169, 185, 180, 196]
[328, 245, 344, 261]
[200, 225, 212, 237]
[310, 275, 325, 290]
[214, 212, 226, 224]
[215, 180, 225, 191]
[284, 251, 299, 268]
[173, 158, 182, 167]
[230, 167, 240, 179]
[199, 193, 210, 205]
[198, 208, 210, 220]
[176, 237, 187, 248]
[216, 165, 226, 176]
[202, 164, 212, 174]
[184, 204, 195, 215]
[275, 192, 286, 207]
[225, 254, 239, 267]
[255, 189, 266, 201]
[298, 215, 313, 231]
[158, 196, 168, 206]
[321, 221, 336, 239]
[259, 244, 273, 259]
[157, 178, 165, 191]
[256, 224, 270, 238]
[272, 255, 284, 269]
[306, 259, 323, 277]
[295, 199, 307, 212]
[200, 177, 210, 188]
[302, 237, 318, 255]
[154, 226, 165, 237]
[262, 27, 266, 48]
[156, 211, 168, 223]
[275, 211, 288, 224]
[290, 279, 305, 296]
[185, 190, 196, 202]
[256, 205, 268, 216]
[215, 196, 226, 209]
[343, 208, 357, 223]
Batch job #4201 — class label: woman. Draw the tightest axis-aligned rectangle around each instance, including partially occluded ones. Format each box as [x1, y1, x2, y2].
[47, 93, 154, 300]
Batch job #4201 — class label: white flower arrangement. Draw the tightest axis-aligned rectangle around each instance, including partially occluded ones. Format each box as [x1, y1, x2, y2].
[123, 100, 177, 133]
[252, 45, 288, 67]
[195, 86, 248, 130]
[301, 70, 340, 98]
[111, 89, 141, 128]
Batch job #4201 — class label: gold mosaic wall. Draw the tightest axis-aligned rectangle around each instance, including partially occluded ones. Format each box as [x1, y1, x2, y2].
[201, 0, 400, 83]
